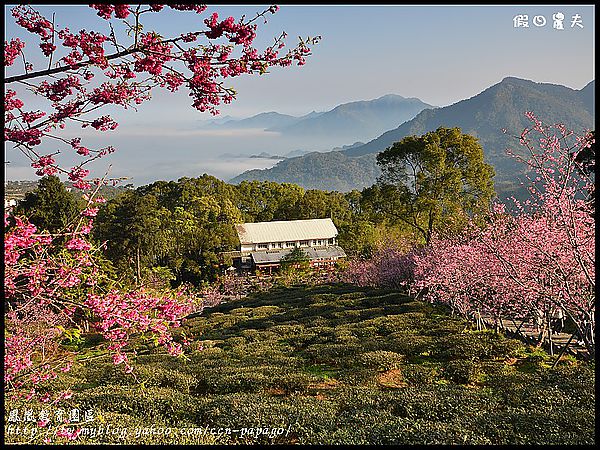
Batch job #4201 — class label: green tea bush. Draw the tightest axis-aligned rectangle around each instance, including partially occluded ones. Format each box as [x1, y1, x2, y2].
[12, 284, 591, 445]
[338, 368, 380, 386]
[189, 394, 340, 444]
[203, 312, 247, 329]
[190, 345, 225, 360]
[302, 342, 364, 363]
[275, 372, 319, 394]
[402, 364, 440, 385]
[223, 336, 246, 348]
[269, 324, 306, 337]
[498, 409, 595, 445]
[444, 359, 483, 385]
[384, 334, 437, 358]
[81, 386, 199, 425]
[192, 367, 279, 394]
[245, 305, 283, 318]
[357, 351, 405, 372]
[348, 325, 379, 339]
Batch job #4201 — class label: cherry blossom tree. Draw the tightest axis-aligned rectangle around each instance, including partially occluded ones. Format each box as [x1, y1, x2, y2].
[341, 114, 594, 357]
[412, 114, 595, 355]
[4, 2, 318, 415]
[5, 4, 319, 181]
[341, 237, 417, 291]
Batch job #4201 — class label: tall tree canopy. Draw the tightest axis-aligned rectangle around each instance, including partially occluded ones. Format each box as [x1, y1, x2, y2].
[365, 127, 495, 244]
[14, 175, 82, 234]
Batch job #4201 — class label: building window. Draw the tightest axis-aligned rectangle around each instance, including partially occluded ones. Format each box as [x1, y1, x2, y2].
[286, 242, 296, 248]
[300, 240, 309, 247]
[329, 238, 334, 245]
[277, 242, 283, 248]
[257, 243, 268, 249]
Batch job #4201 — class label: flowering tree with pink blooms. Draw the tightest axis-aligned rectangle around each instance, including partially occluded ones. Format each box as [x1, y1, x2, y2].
[412, 114, 595, 356]
[340, 236, 417, 291]
[4, 2, 318, 415]
[340, 114, 594, 356]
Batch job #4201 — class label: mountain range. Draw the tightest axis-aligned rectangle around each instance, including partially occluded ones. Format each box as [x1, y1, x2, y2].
[267, 94, 433, 143]
[229, 151, 380, 192]
[231, 77, 595, 196]
[208, 111, 323, 130]
[206, 94, 433, 145]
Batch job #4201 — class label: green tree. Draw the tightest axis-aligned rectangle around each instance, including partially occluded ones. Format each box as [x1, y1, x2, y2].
[292, 190, 353, 223]
[163, 197, 241, 285]
[93, 175, 246, 287]
[93, 190, 169, 284]
[368, 127, 495, 244]
[280, 246, 310, 271]
[14, 175, 81, 234]
[235, 180, 305, 222]
[337, 219, 377, 257]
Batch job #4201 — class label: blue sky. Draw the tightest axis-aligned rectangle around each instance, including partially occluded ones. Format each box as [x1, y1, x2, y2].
[4, 4, 595, 184]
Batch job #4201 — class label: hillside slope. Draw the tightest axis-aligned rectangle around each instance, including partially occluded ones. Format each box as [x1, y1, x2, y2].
[230, 151, 380, 192]
[24, 284, 595, 444]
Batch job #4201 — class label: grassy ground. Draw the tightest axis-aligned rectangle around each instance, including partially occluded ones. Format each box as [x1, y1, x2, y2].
[6, 284, 595, 444]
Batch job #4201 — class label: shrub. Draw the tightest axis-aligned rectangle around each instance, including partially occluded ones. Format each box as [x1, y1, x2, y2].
[444, 359, 483, 385]
[357, 351, 405, 372]
[403, 364, 440, 385]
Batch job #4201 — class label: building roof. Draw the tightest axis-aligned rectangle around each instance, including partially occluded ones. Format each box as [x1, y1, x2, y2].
[251, 245, 346, 264]
[235, 218, 338, 245]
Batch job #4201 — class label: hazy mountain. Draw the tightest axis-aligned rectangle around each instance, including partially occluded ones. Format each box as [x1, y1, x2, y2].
[285, 149, 311, 158]
[343, 77, 595, 196]
[297, 111, 323, 121]
[229, 151, 380, 192]
[216, 111, 303, 129]
[4, 179, 129, 201]
[347, 78, 594, 156]
[268, 94, 433, 143]
[232, 78, 593, 195]
[201, 110, 325, 130]
[249, 152, 286, 160]
[197, 115, 238, 127]
[201, 95, 430, 148]
[330, 141, 365, 152]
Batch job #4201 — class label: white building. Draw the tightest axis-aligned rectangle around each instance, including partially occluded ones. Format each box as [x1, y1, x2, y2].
[4, 198, 17, 210]
[234, 218, 346, 273]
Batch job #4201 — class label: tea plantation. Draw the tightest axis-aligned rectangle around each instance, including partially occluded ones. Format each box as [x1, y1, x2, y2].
[7, 284, 595, 444]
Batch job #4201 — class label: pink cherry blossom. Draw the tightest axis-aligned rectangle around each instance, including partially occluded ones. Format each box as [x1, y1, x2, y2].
[4, 3, 318, 407]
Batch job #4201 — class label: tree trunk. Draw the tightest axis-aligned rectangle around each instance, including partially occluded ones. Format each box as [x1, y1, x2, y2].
[547, 312, 554, 356]
[136, 246, 141, 285]
[551, 331, 577, 368]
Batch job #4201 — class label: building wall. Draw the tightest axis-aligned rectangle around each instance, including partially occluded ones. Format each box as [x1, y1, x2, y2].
[240, 237, 337, 253]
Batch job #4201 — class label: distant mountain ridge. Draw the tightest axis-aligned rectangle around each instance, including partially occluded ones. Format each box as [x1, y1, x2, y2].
[204, 94, 433, 145]
[229, 151, 380, 192]
[579, 80, 595, 116]
[216, 111, 306, 130]
[266, 94, 433, 143]
[343, 77, 594, 196]
[231, 77, 594, 195]
[346, 77, 594, 157]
